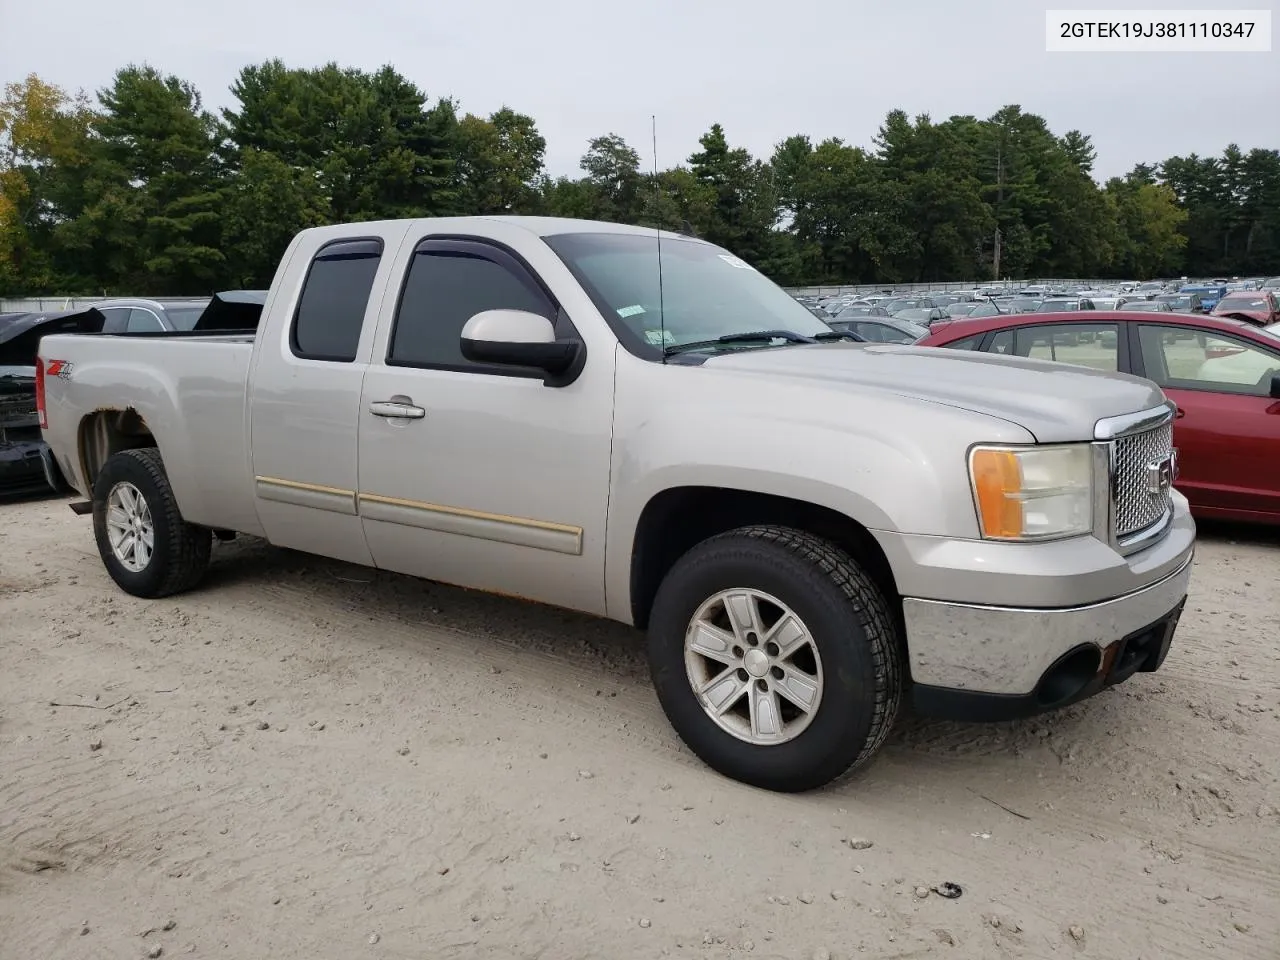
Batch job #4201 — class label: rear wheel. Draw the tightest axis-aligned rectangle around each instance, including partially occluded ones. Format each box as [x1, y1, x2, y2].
[647, 525, 903, 792]
[92, 448, 211, 598]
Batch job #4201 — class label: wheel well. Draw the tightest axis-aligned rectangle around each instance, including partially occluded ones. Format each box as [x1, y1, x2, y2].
[79, 409, 156, 489]
[629, 486, 900, 630]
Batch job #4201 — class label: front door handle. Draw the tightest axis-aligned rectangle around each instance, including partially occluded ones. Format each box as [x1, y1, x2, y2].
[369, 400, 426, 419]
[1175, 407, 1186, 419]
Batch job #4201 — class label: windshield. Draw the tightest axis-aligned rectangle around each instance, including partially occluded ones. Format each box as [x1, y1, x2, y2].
[1037, 300, 1075, 312]
[892, 308, 934, 322]
[1218, 297, 1267, 310]
[543, 232, 832, 355]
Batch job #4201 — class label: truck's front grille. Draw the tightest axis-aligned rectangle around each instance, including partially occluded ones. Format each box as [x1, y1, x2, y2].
[1112, 422, 1175, 538]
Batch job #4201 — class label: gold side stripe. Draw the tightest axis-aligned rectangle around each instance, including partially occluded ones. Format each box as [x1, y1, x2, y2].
[356, 492, 582, 535]
[255, 476, 355, 497]
[254, 476, 581, 536]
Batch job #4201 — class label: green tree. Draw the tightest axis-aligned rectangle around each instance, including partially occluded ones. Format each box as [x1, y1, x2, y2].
[1105, 176, 1188, 277]
[578, 133, 642, 222]
[687, 123, 779, 264]
[0, 74, 98, 293]
[57, 66, 224, 294]
[224, 60, 458, 222]
[453, 107, 546, 214]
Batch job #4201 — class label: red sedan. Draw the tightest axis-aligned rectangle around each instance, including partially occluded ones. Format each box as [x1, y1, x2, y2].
[918, 311, 1280, 524]
[1210, 290, 1280, 326]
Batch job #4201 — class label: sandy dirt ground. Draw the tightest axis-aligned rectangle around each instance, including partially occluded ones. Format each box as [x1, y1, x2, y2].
[2, 494, 1278, 960]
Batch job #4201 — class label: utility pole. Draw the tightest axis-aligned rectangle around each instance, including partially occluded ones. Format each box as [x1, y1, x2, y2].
[992, 135, 1004, 281]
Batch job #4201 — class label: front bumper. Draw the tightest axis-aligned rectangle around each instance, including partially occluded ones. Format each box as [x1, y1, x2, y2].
[0, 438, 61, 497]
[890, 487, 1195, 719]
[907, 555, 1190, 720]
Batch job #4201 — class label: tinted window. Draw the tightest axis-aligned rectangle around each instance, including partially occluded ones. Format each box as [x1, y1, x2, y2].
[126, 309, 164, 332]
[851, 322, 893, 342]
[1013, 323, 1119, 371]
[291, 239, 383, 362]
[942, 336, 980, 350]
[1138, 325, 1280, 396]
[390, 248, 553, 370]
[165, 306, 205, 330]
[98, 307, 131, 332]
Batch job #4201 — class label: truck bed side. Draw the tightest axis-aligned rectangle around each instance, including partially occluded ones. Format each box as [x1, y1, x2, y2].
[39, 333, 264, 535]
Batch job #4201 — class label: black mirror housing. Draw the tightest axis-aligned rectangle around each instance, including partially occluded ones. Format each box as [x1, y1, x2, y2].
[461, 336, 580, 376]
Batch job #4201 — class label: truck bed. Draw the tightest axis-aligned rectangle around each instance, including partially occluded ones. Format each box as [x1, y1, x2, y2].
[39, 332, 262, 534]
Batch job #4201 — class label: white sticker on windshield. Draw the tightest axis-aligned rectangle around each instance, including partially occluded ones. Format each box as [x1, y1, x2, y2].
[617, 304, 646, 318]
[644, 328, 676, 345]
[718, 254, 755, 270]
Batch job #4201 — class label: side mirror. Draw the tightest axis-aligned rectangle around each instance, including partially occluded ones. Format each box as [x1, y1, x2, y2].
[1271, 373, 1280, 400]
[460, 310, 584, 386]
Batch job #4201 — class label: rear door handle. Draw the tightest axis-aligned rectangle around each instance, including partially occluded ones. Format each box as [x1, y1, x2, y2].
[369, 400, 426, 419]
[1175, 407, 1186, 419]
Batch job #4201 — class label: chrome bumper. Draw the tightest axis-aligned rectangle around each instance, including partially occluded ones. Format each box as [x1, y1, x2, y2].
[903, 552, 1193, 696]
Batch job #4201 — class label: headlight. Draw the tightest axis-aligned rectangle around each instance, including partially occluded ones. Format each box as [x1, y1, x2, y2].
[968, 444, 1094, 541]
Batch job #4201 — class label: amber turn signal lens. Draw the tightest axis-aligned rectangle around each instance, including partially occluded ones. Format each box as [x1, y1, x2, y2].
[970, 448, 1023, 539]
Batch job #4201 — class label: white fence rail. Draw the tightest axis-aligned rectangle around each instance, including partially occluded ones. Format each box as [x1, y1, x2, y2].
[2, 297, 116, 313]
[782, 279, 1120, 297]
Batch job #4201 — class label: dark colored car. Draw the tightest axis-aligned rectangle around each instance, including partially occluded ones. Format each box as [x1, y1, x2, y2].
[1, 308, 105, 496]
[1153, 293, 1204, 314]
[1180, 284, 1228, 311]
[827, 316, 929, 343]
[918, 310, 1280, 524]
[1210, 291, 1280, 326]
[833, 304, 890, 319]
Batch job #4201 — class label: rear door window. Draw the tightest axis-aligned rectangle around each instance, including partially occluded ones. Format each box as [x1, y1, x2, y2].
[1012, 323, 1120, 371]
[291, 239, 384, 362]
[126, 309, 164, 333]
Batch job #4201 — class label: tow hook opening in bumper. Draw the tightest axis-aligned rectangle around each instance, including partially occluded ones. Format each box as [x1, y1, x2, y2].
[1035, 645, 1101, 708]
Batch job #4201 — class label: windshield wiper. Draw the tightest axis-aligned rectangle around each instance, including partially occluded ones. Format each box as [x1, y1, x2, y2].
[813, 330, 865, 342]
[663, 329, 822, 356]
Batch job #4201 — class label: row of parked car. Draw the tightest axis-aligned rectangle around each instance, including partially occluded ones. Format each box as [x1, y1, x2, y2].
[1, 292, 266, 496]
[796, 276, 1280, 345]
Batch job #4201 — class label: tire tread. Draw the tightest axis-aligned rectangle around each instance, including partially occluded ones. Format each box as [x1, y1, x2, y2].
[98, 447, 210, 597]
[717, 525, 902, 778]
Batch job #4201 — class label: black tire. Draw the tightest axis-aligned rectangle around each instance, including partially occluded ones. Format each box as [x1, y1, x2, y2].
[647, 525, 903, 792]
[92, 447, 211, 598]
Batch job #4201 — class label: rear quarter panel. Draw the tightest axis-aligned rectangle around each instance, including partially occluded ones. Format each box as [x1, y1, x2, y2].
[39, 334, 263, 535]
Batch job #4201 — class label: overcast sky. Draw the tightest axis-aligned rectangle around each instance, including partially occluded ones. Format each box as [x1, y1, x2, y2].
[2, 0, 1276, 182]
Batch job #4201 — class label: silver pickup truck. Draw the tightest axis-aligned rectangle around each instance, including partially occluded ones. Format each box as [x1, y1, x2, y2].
[37, 217, 1195, 791]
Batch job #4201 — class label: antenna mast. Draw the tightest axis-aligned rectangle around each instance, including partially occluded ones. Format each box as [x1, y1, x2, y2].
[652, 115, 666, 364]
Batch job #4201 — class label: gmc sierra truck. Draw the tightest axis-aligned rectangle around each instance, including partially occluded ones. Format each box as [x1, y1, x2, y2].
[36, 216, 1195, 791]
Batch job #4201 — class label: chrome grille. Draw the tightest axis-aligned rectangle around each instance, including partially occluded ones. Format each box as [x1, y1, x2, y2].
[1111, 423, 1174, 537]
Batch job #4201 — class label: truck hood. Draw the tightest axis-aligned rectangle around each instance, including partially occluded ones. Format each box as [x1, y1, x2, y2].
[702, 342, 1167, 443]
[0, 308, 105, 365]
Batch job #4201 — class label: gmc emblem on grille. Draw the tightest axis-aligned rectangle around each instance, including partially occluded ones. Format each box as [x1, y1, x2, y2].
[1145, 450, 1178, 498]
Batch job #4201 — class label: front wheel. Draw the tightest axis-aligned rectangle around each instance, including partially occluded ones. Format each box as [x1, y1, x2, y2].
[92, 448, 211, 598]
[647, 525, 903, 792]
